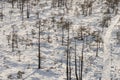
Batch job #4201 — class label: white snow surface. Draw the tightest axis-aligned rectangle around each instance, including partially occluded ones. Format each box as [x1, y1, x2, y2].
[0, 0, 120, 80]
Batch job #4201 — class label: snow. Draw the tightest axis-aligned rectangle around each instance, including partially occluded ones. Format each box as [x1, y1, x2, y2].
[102, 15, 120, 80]
[0, 0, 120, 80]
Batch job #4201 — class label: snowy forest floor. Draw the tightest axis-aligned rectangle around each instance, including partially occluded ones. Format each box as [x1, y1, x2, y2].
[0, 0, 120, 80]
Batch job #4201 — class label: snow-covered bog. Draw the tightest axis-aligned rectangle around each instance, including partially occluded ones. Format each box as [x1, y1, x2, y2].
[0, 0, 120, 80]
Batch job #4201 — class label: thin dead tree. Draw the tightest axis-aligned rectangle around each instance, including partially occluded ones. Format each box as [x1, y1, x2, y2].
[36, 11, 41, 69]
[38, 20, 41, 69]
[0, 1, 4, 21]
[26, 0, 30, 18]
[11, 25, 18, 52]
[74, 38, 78, 80]
[96, 31, 99, 57]
[60, 17, 65, 45]
[79, 34, 85, 80]
[66, 21, 70, 80]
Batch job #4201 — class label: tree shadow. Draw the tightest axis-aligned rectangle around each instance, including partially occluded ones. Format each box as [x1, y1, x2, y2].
[23, 69, 38, 80]
[23, 69, 58, 80]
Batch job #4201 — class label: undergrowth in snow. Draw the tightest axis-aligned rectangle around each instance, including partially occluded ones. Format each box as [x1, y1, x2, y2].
[0, 0, 120, 80]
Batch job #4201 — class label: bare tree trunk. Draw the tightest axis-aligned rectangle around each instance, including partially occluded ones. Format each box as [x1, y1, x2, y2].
[0, 1, 4, 21]
[69, 50, 71, 80]
[80, 35, 84, 80]
[11, 0, 14, 8]
[80, 26, 83, 40]
[26, 0, 30, 18]
[96, 32, 99, 57]
[62, 26, 64, 45]
[79, 56, 81, 80]
[38, 20, 41, 69]
[66, 22, 70, 80]
[12, 26, 15, 52]
[75, 39, 78, 80]
[21, 0, 24, 21]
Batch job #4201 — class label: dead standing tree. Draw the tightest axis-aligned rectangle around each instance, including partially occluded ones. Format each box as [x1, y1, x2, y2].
[35, 11, 41, 69]
[11, 25, 18, 52]
[65, 21, 72, 80]
[6, 34, 11, 46]
[37, 20, 41, 69]
[38, 20, 41, 69]
[57, 17, 66, 45]
[19, 0, 26, 21]
[95, 31, 100, 57]
[52, 0, 66, 8]
[91, 31, 103, 57]
[74, 38, 79, 80]
[77, 26, 87, 40]
[81, 0, 94, 16]
[66, 21, 70, 80]
[79, 34, 85, 80]
[36, 19, 41, 69]
[0, 0, 4, 21]
[26, 0, 30, 18]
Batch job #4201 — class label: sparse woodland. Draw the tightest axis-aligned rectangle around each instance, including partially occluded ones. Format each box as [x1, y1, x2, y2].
[0, 0, 120, 80]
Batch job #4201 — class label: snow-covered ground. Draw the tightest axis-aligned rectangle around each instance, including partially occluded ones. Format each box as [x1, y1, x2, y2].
[0, 0, 120, 80]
